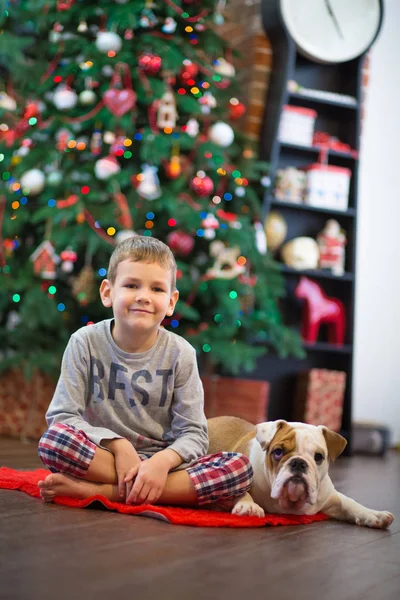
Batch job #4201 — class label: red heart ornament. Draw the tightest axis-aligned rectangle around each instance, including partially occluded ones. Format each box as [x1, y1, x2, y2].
[103, 88, 136, 117]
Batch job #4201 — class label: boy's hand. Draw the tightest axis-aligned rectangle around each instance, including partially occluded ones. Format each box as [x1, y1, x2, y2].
[126, 450, 181, 505]
[103, 438, 141, 499]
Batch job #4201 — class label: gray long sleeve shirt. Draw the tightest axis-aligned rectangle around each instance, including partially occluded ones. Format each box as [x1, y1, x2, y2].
[46, 319, 208, 468]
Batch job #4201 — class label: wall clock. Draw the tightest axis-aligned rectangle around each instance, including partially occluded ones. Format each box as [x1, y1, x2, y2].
[279, 0, 383, 64]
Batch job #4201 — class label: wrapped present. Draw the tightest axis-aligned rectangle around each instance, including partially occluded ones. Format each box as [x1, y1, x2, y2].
[201, 375, 269, 425]
[274, 167, 307, 203]
[304, 164, 351, 211]
[278, 105, 317, 147]
[0, 368, 55, 440]
[294, 369, 346, 432]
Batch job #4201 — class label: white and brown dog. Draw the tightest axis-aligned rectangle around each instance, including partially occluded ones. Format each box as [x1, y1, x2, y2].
[208, 416, 394, 529]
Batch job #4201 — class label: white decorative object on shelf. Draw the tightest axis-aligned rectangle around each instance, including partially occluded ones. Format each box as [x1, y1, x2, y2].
[274, 167, 306, 203]
[304, 164, 351, 211]
[281, 237, 320, 271]
[278, 105, 317, 147]
[287, 80, 357, 106]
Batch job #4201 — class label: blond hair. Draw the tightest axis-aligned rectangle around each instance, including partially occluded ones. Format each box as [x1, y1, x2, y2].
[107, 235, 177, 289]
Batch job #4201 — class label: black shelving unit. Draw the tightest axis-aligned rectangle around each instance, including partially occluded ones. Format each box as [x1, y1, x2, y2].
[250, 2, 368, 451]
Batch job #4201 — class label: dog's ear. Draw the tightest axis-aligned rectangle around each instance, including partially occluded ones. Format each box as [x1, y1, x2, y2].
[256, 420, 287, 451]
[320, 427, 347, 462]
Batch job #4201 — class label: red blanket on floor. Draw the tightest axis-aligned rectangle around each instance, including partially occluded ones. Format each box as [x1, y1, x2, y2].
[0, 467, 329, 528]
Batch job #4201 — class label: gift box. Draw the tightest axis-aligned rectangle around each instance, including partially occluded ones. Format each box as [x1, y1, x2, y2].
[201, 375, 269, 425]
[274, 167, 307, 203]
[0, 368, 55, 440]
[294, 369, 346, 432]
[304, 164, 351, 211]
[278, 105, 317, 147]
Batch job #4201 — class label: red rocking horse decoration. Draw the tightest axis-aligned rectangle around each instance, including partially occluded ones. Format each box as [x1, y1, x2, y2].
[295, 277, 346, 345]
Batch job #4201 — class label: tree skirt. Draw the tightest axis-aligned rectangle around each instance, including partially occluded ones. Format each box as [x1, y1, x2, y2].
[0, 467, 329, 528]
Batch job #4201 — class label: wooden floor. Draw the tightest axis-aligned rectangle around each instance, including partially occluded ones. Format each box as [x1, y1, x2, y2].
[1, 437, 399, 600]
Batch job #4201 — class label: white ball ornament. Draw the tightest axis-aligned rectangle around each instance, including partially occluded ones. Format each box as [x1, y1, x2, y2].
[209, 122, 234, 147]
[115, 230, 137, 245]
[53, 88, 78, 110]
[95, 31, 122, 54]
[20, 169, 46, 195]
[94, 156, 121, 180]
[47, 171, 63, 186]
[79, 90, 97, 105]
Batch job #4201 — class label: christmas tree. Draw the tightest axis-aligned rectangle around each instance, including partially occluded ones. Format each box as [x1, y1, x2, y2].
[0, 0, 303, 379]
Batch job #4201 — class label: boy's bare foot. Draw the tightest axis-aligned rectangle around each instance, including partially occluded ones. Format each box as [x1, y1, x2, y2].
[37, 473, 118, 503]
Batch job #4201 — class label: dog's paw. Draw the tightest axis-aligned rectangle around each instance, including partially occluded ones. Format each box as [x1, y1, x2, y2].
[355, 510, 394, 529]
[232, 500, 265, 518]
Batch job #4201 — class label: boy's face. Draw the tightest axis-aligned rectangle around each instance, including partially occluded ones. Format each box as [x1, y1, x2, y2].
[100, 259, 179, 349]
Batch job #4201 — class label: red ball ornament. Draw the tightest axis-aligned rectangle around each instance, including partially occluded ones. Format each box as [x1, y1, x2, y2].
[229, 101, 246, 120]
[138, 53, 162, 75]
[180, 61, 199, 81]
[167, 231, 195, 256]
[190, 174, 214, 197]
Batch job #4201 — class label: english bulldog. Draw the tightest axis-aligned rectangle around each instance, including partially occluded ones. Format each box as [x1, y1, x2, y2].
[208, 416, 394, 529]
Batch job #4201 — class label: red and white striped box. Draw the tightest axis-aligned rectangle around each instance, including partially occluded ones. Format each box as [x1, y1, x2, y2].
[304, 164, 351, 211]
[278, 105, 317, 147]
[294, 369, 346, 432]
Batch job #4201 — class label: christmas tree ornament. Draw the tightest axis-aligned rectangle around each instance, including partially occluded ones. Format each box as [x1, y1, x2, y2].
[115, 229, 137, 245]
[60, 248, 78, 273]
[103, 131, 116, 145]
[72, 265, 96, 305]
[103, 63, 137, 117]
[20, 168, 46, 195]
[79, 89, 96, 105]
[90, 128, 103, 155]
[162, 17, 177, 34]
[209, 122, 234, 147]
[6, 311, 21, 331]
[53, 86, 78, 110]
[94, 156, 121, 180]
[95, 31, 122, 54]
[167, 231, 195, 256]
[137, 164, 161, 200]
[254, 221, 267, 255]
[56, 128, 73, 151]
[180, 60, 198, 80]
[124, 28, 134, 40]
[47, 171, 63, 186]
[30, 241, 60, 278]
[213, 57, 235, 78]
[184, 118, 199, 137]
[157, 89, 177, 129]
[138, 53, 162, 75]
[165, 154, 181, 179]
[77, 20, 88, 32]
[139, 1, 158, 28]
[199, 91, 217, 114]
[264, 211, 287, 252]
[190, 172, 214, 197]
[214, 0, 226, 24]
[202, 213, 219, 240]
[206, 241, 246, 280]
[229, 98, 246, 120]
[0, 91, 17, 111]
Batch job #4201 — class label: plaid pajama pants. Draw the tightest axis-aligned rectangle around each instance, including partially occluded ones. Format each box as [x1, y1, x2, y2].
[38, 423, 253, 505]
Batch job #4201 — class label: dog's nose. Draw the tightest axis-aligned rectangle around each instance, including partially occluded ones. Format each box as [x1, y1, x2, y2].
[289, 458, 308, 474]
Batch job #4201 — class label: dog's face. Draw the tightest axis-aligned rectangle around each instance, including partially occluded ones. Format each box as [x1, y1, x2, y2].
[256, 420, 347, 512]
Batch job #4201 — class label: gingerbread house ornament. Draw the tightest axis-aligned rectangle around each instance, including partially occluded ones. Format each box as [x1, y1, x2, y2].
[30, 241, 60, 279]
[157, 89, 177, 129]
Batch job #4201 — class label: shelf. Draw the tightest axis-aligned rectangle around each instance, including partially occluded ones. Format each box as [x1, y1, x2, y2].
[270, 199, 356, 218]
[289, 91, 359, 111]
[302, 342, 353, 354]
[280, 264, 354, 282]
[279, 142, 358, 161]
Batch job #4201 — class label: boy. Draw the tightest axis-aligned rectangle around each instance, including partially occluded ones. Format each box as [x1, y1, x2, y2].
[38, 235, 253, 508]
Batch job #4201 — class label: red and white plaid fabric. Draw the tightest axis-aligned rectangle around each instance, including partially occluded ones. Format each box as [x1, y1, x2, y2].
[38, 423, 253, 505]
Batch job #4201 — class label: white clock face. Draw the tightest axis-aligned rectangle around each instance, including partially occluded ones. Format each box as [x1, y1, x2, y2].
[280, 0, 382, 63]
